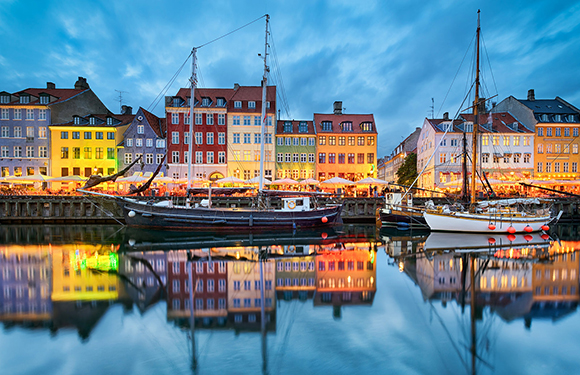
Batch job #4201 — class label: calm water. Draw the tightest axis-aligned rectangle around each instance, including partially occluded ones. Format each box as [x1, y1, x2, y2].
[1, 224, 579, 375]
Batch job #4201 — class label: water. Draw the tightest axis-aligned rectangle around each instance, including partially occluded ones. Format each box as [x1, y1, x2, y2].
[1, 224, 579, 375]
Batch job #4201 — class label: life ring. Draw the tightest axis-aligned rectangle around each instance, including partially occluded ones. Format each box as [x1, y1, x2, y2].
[288, 200, 296, 209]
[288, 245, 296, 253]
[387, 194, 393, 200]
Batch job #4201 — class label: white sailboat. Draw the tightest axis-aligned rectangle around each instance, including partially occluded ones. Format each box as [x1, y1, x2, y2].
[423, 11, 561, 234]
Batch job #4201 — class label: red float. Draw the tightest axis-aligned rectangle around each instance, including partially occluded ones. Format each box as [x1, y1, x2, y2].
[321, 216, 328, 223]
[524, 226, 533, 233]
[488, 224, 496, 230]
[507, 226, 516, 234]
[507, 234, 516, 242]
[488, 237, 496, 244]
[541, 234, 550, 240]
[541, 225, 549, 231]
[321, 232, 328, 239]
[524, 234, 533, 242]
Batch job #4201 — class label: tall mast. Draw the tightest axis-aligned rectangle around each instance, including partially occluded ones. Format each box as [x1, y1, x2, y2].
[470, 10, 481, 205]
[259, 15, 270, 193]
[187, 48, 197, 189]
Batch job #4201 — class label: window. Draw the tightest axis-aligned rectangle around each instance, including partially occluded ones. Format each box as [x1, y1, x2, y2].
[171, 113, 179, 124]
[218, 113, 225, 125]
[573, 144, 578, 154]
[301, 153, 307, 163]
[125, 138, 133, 147]
[1, 146, 8, 157]
[136, 138, 143, 147]
[172, 132, 179, 144]
[61, 131, 68, 139]
[26, 109, 34, 120]
[61, 147, 68, 159]
[156, 153, 163, 164]
[26, 146, 34, 158]
[125, 153, 133, 164]
[145, 153, 153, 164]
[95, 147, 103, 159]
[547, 128, 552, 137]
[206, 113, 214, 125]
[573, 162, 577, 173]
[285, 153, 291, 162]
[574, 128, 579, 137]
[218, 151, 225, 164]
[14, 109, 21, 120]
[195, 132, 203, 145]
[524, 154, 530, 163]
[205, 132, 214, 145]
[503, 136, 510, 146]
[546, 162, 551, 173]
[234, 101, 242, 108]
[207, 151, 214, 164]
[243, 133, 251, 144]
[284, 121, 292, 132]
[321, 121, 332, 131]
[0, 126, 7, 137]
[254, 133, 261, 144]
[172, 151, 179, 163]
[537, 127, 543, 136]
[367, 153, 374, 163]
[195, 113, 202, 125]
[243, 116, 251, 125]
[84, 147, 92, 159]
[84, 131, 92, 139]
[293, 153, 299, 162]
[196, 151, 203, 164]
[348, 153, 355, 163]
[1, 108, 8, 120]
[286, 137, 291, 146]
[265, 133, 272, 144]
[308, 153, 315, 163]
[328, 153, 335, 164]
[233, 116, 240, 125]
[556, 128, 561, 137]
[107, 148, 115, 159]
[537, 144, 543, 153]
[338, 136, 345, 146]
[277, 153, 284, 163]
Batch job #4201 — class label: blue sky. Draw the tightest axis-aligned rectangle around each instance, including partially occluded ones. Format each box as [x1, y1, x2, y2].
[1, 0, 579, 157]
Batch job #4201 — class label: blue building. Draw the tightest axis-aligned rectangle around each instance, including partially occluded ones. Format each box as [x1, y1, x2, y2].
[120, 107, 167, 176]
[0, 78, 108, 177]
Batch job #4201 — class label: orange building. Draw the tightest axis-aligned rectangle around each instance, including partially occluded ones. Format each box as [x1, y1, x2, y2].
[532, 241, 579, 302]
[314, 101, 377, 182]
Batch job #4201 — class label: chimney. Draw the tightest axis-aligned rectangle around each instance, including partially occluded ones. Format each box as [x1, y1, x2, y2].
[121, 105, 132, 115]
[527, 89, 535, 101]
[234, 83, 240, 91]
[46, 82, 55, 90]
[443, 112, 449, 120]
[74, 77, 90, 90]
[333, 101, 342, 115]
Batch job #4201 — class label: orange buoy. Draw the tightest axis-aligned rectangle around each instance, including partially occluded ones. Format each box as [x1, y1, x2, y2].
[541, 225, 549, 231]
[507, 234, 516, 242]
[541, 234, 550, 240]
[321, 232, 328, 239]
[524, 234, 533, 242]
[488, 237, 496, 244]
[524, 226, 533, 233]
[507, 226, 516, 234]
[322, 216, 328, 223]
[488, 224, 496, 230]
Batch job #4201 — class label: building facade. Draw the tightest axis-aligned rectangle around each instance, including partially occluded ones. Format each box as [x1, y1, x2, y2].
[314, 102, 377, 182]
[382, 127, 421, 184]
[120, 107, 167, 177]
[0, 78, 108, 177]
[275, 120, 316, 180]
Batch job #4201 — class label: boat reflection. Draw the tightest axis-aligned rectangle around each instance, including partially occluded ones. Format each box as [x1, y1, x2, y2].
[383, 229, 580, 374]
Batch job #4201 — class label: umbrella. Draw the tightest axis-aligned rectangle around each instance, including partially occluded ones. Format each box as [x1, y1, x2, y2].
[245, 176, 272, 185]
[9, 174, 52, 183]
[214, 176, 245, 184]
[153, 176, 182, 184]
[117, 174, 148, 183]
[321, 176, 355, 185]
[356, 177, 389, 185]
[49, 175, 88, 182]
[271, 178, 299, 185]
[299, 178, 320, 185]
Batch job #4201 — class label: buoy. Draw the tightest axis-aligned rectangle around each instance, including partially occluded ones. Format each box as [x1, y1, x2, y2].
[507, 226, 516, 234]
[128, 210, 136, 218]
[488, 237, 496, 244]
[322, 216, 328, 223]
[507, 234, 516, 242]
[541, 234, 550, 240]
[524, 234, 533, 242]
[488, 224, 496, 230]
[541, 225, 550, 231]
[321, 232, 328, 239]
[524, 226, 533, 233]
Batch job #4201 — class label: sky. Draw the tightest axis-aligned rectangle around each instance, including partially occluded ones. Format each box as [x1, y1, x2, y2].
[1, 0, 579, 157]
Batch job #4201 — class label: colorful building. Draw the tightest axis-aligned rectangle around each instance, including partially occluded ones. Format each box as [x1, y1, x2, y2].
[382, 127, 421, 183]
[49, 110, 133, 179]
[165, 88, 232, 181]
[314, 101, 377, 182]
[275, 255, 316, 301]
[495, 90, 580, 179]
[227, 85, 276, 181]
[119, 107, 167, 177]
[275, 120, 316, 180]
[0, 77, 108, 177]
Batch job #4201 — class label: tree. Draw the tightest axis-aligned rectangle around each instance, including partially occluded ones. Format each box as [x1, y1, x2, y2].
[396, 153, 417, 186]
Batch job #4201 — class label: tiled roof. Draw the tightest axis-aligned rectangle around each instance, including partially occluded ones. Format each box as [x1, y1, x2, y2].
[230, 86, 276, 102]
[0, 88, 88, 106]
[276, 120, 315, 135]
[141, 108, 166, 138]
[172, 87, 236, 108]
[313, 113, 376, 134]
[427, 112, 532, 134]
[50, 113, 134, 127]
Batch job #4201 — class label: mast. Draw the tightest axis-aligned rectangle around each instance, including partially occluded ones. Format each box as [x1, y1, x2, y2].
[259, 15, 270, 193]
[187, 48, 197, 189]
[470, 10, 481, 206]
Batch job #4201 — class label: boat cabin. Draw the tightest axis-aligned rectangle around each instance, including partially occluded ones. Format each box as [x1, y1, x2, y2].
[281, 197, 311, 212]
[385, 192, 413, 209]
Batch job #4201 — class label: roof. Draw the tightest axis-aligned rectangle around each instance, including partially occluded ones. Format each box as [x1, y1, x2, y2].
[0, 88, 89, 106]
[169, 85, 276, 112]
[313, 113, 376, 134]
[276, 120, 315, 135]
[426, 112, 532, 134]
[140, 107, 166, 138]
[518, 99, 578, 115]
[171, 87, 236, 108]
[50, 113, 134, 127]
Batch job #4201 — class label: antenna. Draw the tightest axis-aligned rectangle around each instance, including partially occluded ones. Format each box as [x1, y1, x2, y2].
[430, 98, 434, 119]
[115, 89, 128, 113]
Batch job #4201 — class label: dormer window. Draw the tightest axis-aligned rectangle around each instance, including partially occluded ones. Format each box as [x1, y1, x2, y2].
[234, 101, 242, 108]
[89, 117, 96, 125]
[20, 95, 30, 104]
[217, 98, 225, 107]
[202, 97, 210, 107]
[299, 122, 308, 133]
[0, 95, 9, 104]
[73, 116, 80, 125]
[554, 114, 561, 122]
[266, 101, 271, 109]
[173, 97, 181, 107]
[187, 98, 191, 106]
[568, 114, 575, 122]
[39, 95, 49, 104]
[283, 121, 292, 133]
[541, 114, 548, 122]
[106, 117, 113, 125]
[321, 121, 332, 131]
[360, 122, 373, 132]
[464, 123, 473, 132]
[341, 122, 353, 132]
[248, 101, 256, 109]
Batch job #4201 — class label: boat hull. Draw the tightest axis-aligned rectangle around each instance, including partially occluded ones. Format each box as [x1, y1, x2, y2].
[119, 199, 343, 230]
[423, 211, 551, 233]
[378, 208, 428, 228]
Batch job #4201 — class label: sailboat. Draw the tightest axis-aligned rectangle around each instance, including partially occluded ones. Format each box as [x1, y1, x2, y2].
[423, 11, 561, 234]
[80, 15, 342, 230]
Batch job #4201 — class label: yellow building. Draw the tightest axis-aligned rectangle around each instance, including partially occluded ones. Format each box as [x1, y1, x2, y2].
[314, 102, 377, 182]
[49, 113, 133, 179]
[532, 241, 579, 302]
[51, 244, 119, 301]
[226, 86, 276, 180]
[227, 259, 275, 317]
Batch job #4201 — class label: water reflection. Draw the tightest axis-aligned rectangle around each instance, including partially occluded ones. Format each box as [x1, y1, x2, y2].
[1, 225, 579, 374]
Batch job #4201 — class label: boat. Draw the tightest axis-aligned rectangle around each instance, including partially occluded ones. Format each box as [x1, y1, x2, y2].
[79, 16, 342, 230]
[423, 11, 561, 233]
[376, 191, 428, 229]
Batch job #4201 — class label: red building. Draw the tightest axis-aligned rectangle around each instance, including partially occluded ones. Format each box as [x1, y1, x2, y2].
[165, 88, 234, 181]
